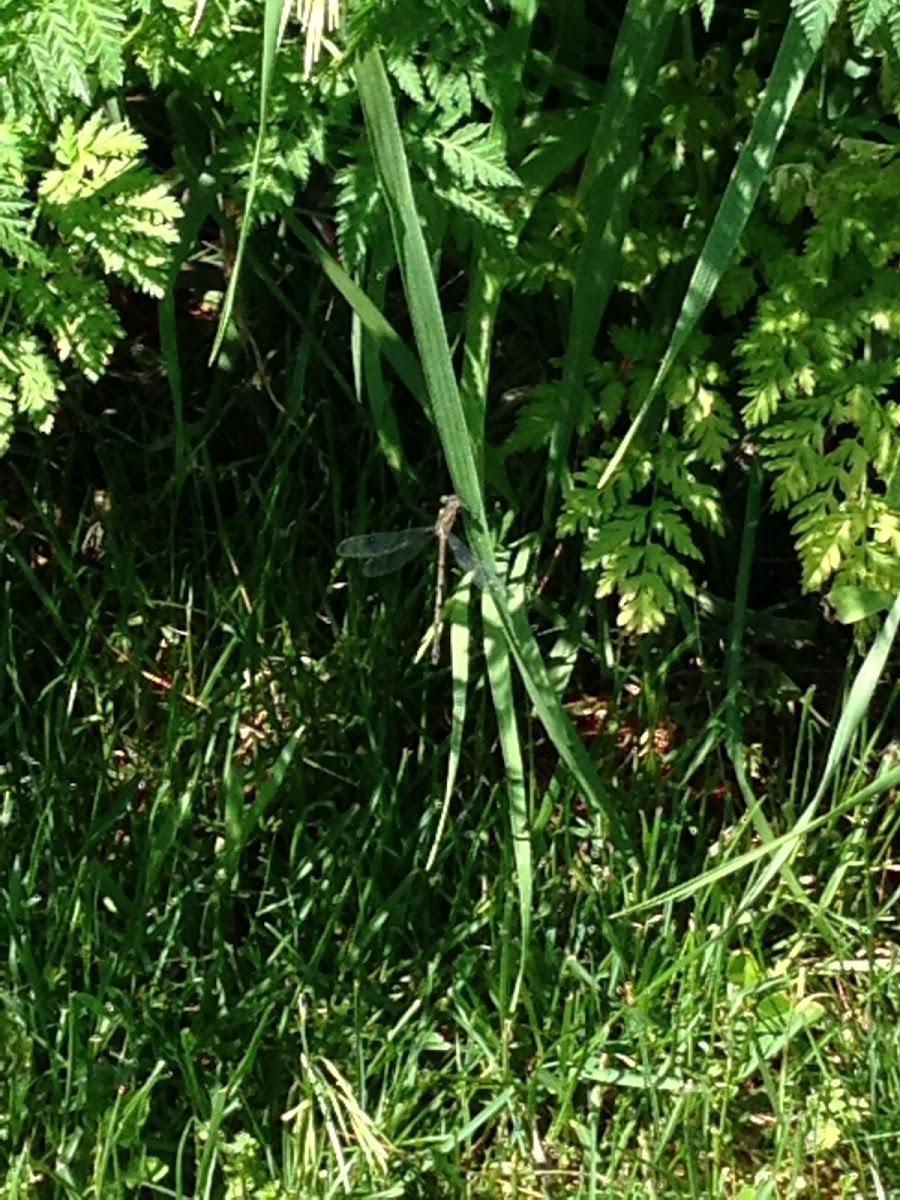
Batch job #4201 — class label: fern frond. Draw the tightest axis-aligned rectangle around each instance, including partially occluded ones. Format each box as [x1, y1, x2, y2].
[0, 334, 62, 454]
[38, 115, 183, 297]
[71, 0, 124, 87]
[698, 0, 716, 29]
[791, 0, 840, 50]
[388, 57, 426, 104]
[34, 4, 92, 110]
[847, 0, 890, 41]
[439, 185, 513, 233]
[422, 61, 472, 119]
[334, 158, 385, 274]
[20, 28, 64, 119]
[15, 260, 124, 381]
[431, 124, 519, 191]
[0, 180, 33, 261]
[0, 124, 36, 261]
[889, 6, 900, 57]
[717, 264, 758, 316]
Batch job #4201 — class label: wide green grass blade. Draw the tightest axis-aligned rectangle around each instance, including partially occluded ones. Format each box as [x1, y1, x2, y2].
[355, 47, 631, 854]
[482, 584, 532, 1014]
[593, 14, 826, 496]
[426, 578, 473, 872]
[355, 49, 485, 519]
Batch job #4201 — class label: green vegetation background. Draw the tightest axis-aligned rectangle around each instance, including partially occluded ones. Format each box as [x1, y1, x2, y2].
[2, 0, 900, 1195]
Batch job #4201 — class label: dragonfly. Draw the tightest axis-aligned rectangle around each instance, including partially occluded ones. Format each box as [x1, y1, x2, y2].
[337, 495, 479, 664]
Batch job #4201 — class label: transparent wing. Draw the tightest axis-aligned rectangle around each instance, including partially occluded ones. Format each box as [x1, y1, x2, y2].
[337, 527, 432, 577]
[448, 533, 484, 583]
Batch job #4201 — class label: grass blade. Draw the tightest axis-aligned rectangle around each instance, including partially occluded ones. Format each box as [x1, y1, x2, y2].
[355, 47, 632, 854]
[620, 597, 900, 917]
[209, 0, 282, 364]
[426, 576, 473, 871]
[285, 213, 428, 416]
[593, 15, 825, 497]
[722, 459, 835, 934]
[354, 49, 485, 521]
[482, 584, 532, 1017]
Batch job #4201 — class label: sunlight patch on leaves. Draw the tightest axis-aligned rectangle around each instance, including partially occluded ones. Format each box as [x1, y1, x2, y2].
[792, 0, 841, 50]
[39, 114, 182, 297]
[0, 334, 62, 455]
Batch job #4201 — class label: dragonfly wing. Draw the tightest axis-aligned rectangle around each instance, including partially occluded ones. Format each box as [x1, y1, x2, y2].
[336, 527, 431, 578]
[337, 526, 431, 571]
[338, 531, 405, 557]
[448, 534, 482, 582]
[362, 535, 431, 577]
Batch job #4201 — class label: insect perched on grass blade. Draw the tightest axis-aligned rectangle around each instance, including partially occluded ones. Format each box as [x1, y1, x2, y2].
[337, 495, 479, 664]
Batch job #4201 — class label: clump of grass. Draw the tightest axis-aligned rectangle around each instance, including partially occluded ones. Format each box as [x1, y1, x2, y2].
[3, 387, 900, 1196]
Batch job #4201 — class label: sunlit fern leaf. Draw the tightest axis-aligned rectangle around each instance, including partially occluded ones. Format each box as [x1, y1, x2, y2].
[439, 186, 514, 233]
[432, 124, 520, 191]
[888, 6, 900, 57]
[35, 3, 92, 112]
[71, 0, 124, 88]
[388, 57, 426, 105]
[0, 334, 62, 454]
[698, 0, 715, 29]
[0, 128, 35, 262]
[848, 0, 891, 42]
[791, 0, 841, 50]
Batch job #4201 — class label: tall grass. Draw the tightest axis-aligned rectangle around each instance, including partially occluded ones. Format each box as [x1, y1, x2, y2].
[5, 427, 900, 1193]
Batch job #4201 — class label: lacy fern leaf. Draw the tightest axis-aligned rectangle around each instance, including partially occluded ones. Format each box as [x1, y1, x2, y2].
[39, 114, 181, 297]
[71, 0, 125, 89]
[431, 124, 520, 191]
[0, 334, 62, 455]
[0, 125, 37, 263]
[736, 138, 900, 606]
[0, 107, 182, 449]
[556, 330, 732, 633]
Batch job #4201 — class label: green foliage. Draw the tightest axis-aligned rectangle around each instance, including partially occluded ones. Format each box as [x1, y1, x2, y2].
[0, 112, 181, 452]
[39, 113, 181, 296]
[333, 12, 521, 273]
[0, 0, 182, 454]
[507, 34, 900, 633]
[552, 332, 734, 633]
[510, 333, 734, 635]
[4, 403, 900, 1194]
[737, 137, 900, 604]
[846, 0, 900, 54]
[214, 1132, 287, 1200]
[0, 0, 124, 121]
[7, 2, 900, 1196]
[793, 0, 842, 49]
